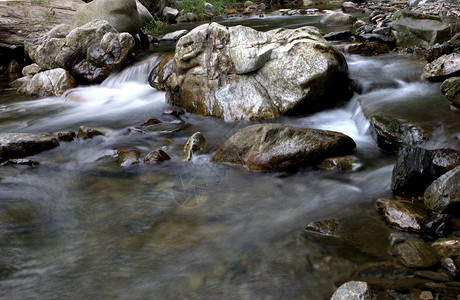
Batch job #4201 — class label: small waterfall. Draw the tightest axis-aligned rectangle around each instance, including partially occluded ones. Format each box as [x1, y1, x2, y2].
[101, 55, 164, 88]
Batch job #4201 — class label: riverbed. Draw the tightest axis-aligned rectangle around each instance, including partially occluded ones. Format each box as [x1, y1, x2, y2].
[0, 15, 458, 299]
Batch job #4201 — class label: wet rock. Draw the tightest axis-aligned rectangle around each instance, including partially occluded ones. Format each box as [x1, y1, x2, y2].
[414, 270, 451, 282]
[1, 159, 40, 167]
[22, 64, 42, 77]
[214, 123, 356, 171]
[369, 115, 430, 153]
[321, 13, 357, 26]
[316, 155, 360, 171]
[440, 77, 460, 108]
[342, 2, 364, 14]
[391, 146, 460, 197]
[148, 54, 174, 90]
[347, 41, 391, 56]
[330, 281, 373, 300]
[184, 132, 206, 161]
[161, 30, 188, 41]
[166, 23, 351, 121]
[0, 133, 59, 161]
[394, 238, 440, 268]
[115, 147, 141, 167]
[424, 166, 460, 214]
[305, 218, 340, 237]
[324, 31, 352, 41]
[450, 33, 460, 47]
[431, 238, 460, 258]
[389, 10, 453, 47]
[144, 120, 189, 134]
[373, 27, 391, 36]
[14, 68, 76, 97]
[426, 214, 452, 238]
[144, 148, 171, 163]
[57, 130, 76, 142]
[77, 126, 105, 139]
[423, 53, 460, 81]
[71, 0, 144, 34]
[376, 198, 429, 231]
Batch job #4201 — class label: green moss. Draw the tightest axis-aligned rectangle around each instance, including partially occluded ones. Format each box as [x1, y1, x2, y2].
[371, 115, 401, 133]
[314, 44, 328, 51]
[397, 10, 442, 22]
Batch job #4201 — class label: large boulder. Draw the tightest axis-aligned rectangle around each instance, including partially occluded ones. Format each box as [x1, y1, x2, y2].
[71, 0, 145, 34]
[24, 20, 135, 84]
[424, 166, 460, 214]
[165, 23, 351, 121]
[391, 146, 460, 197]
[440, 77, 460, 108]
[14, 68, 76, 97]
[0, 133, 59, 161]
[213, 123, 356, 171]
[389, 10, 454, 47]
[0, 0, 84, 67]
[423, 53, 460, 81]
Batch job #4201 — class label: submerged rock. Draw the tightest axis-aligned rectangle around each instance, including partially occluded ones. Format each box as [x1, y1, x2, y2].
[316, 155, 360, 171]
[330, 281, 374, 300]
[115, 147, 141, 167]
[305, 218, 340, 237]
[77, 126, 105, 139]
[376, 198, 429, 231]
[0, 133, 59, 161]
[394, 238, 440, 268]
[440, 77, 460, 108]
[424, 166, 460, 214]
[214, 123, 356, 171]
[184, 132, 206, 161]
[166, 23, 351, 121]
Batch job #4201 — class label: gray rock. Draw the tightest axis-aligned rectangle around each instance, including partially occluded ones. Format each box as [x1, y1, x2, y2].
[22, 64, 42, 77]
[342, 2, 363, 14]
[441, 76, 460, 108]
[47, 24, 72, 39]
[71, 0, 142, 34]
[16, 68, 76, 97]
[391, 146, 460, 197]
[376, 198, 429, 231]
[330, 281, 374, 300]
[136, 0, 154, 25]
[162, 7, 179, 19]
[321, 12, 357, 26]
[394, 238, 440, 268]
[424, 166, 460, 213]
[205, 2, 215, 16]
[166, 23, 351, 121]
[214, 123, 356, 171]
[372, 27, 391, 36]
[305, 218, 340, 237]
[431, 238, 460, 258]
[144, 149, 171, 163]
[389, 10, 453, 47]
[184, 132, 206, 161]
[161, 30, 189, 41]
[77, 126, 105, 139]
[423, 53, 460, 81]
[25, 19, 135, 84]
[0, 133, 59, 161]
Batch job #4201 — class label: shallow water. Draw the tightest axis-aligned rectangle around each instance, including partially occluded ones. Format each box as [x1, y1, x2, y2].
[0, 15, 458, 300]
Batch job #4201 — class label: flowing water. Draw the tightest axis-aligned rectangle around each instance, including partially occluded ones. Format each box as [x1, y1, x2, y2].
[0, 15, 459, 300]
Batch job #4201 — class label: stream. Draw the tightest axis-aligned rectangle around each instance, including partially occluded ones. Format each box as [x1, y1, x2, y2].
[0, 14, 458, 300]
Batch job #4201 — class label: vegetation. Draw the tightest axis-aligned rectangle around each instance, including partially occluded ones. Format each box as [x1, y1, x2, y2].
[172, 0, 229, 18]
[142, 16, 167, 36]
